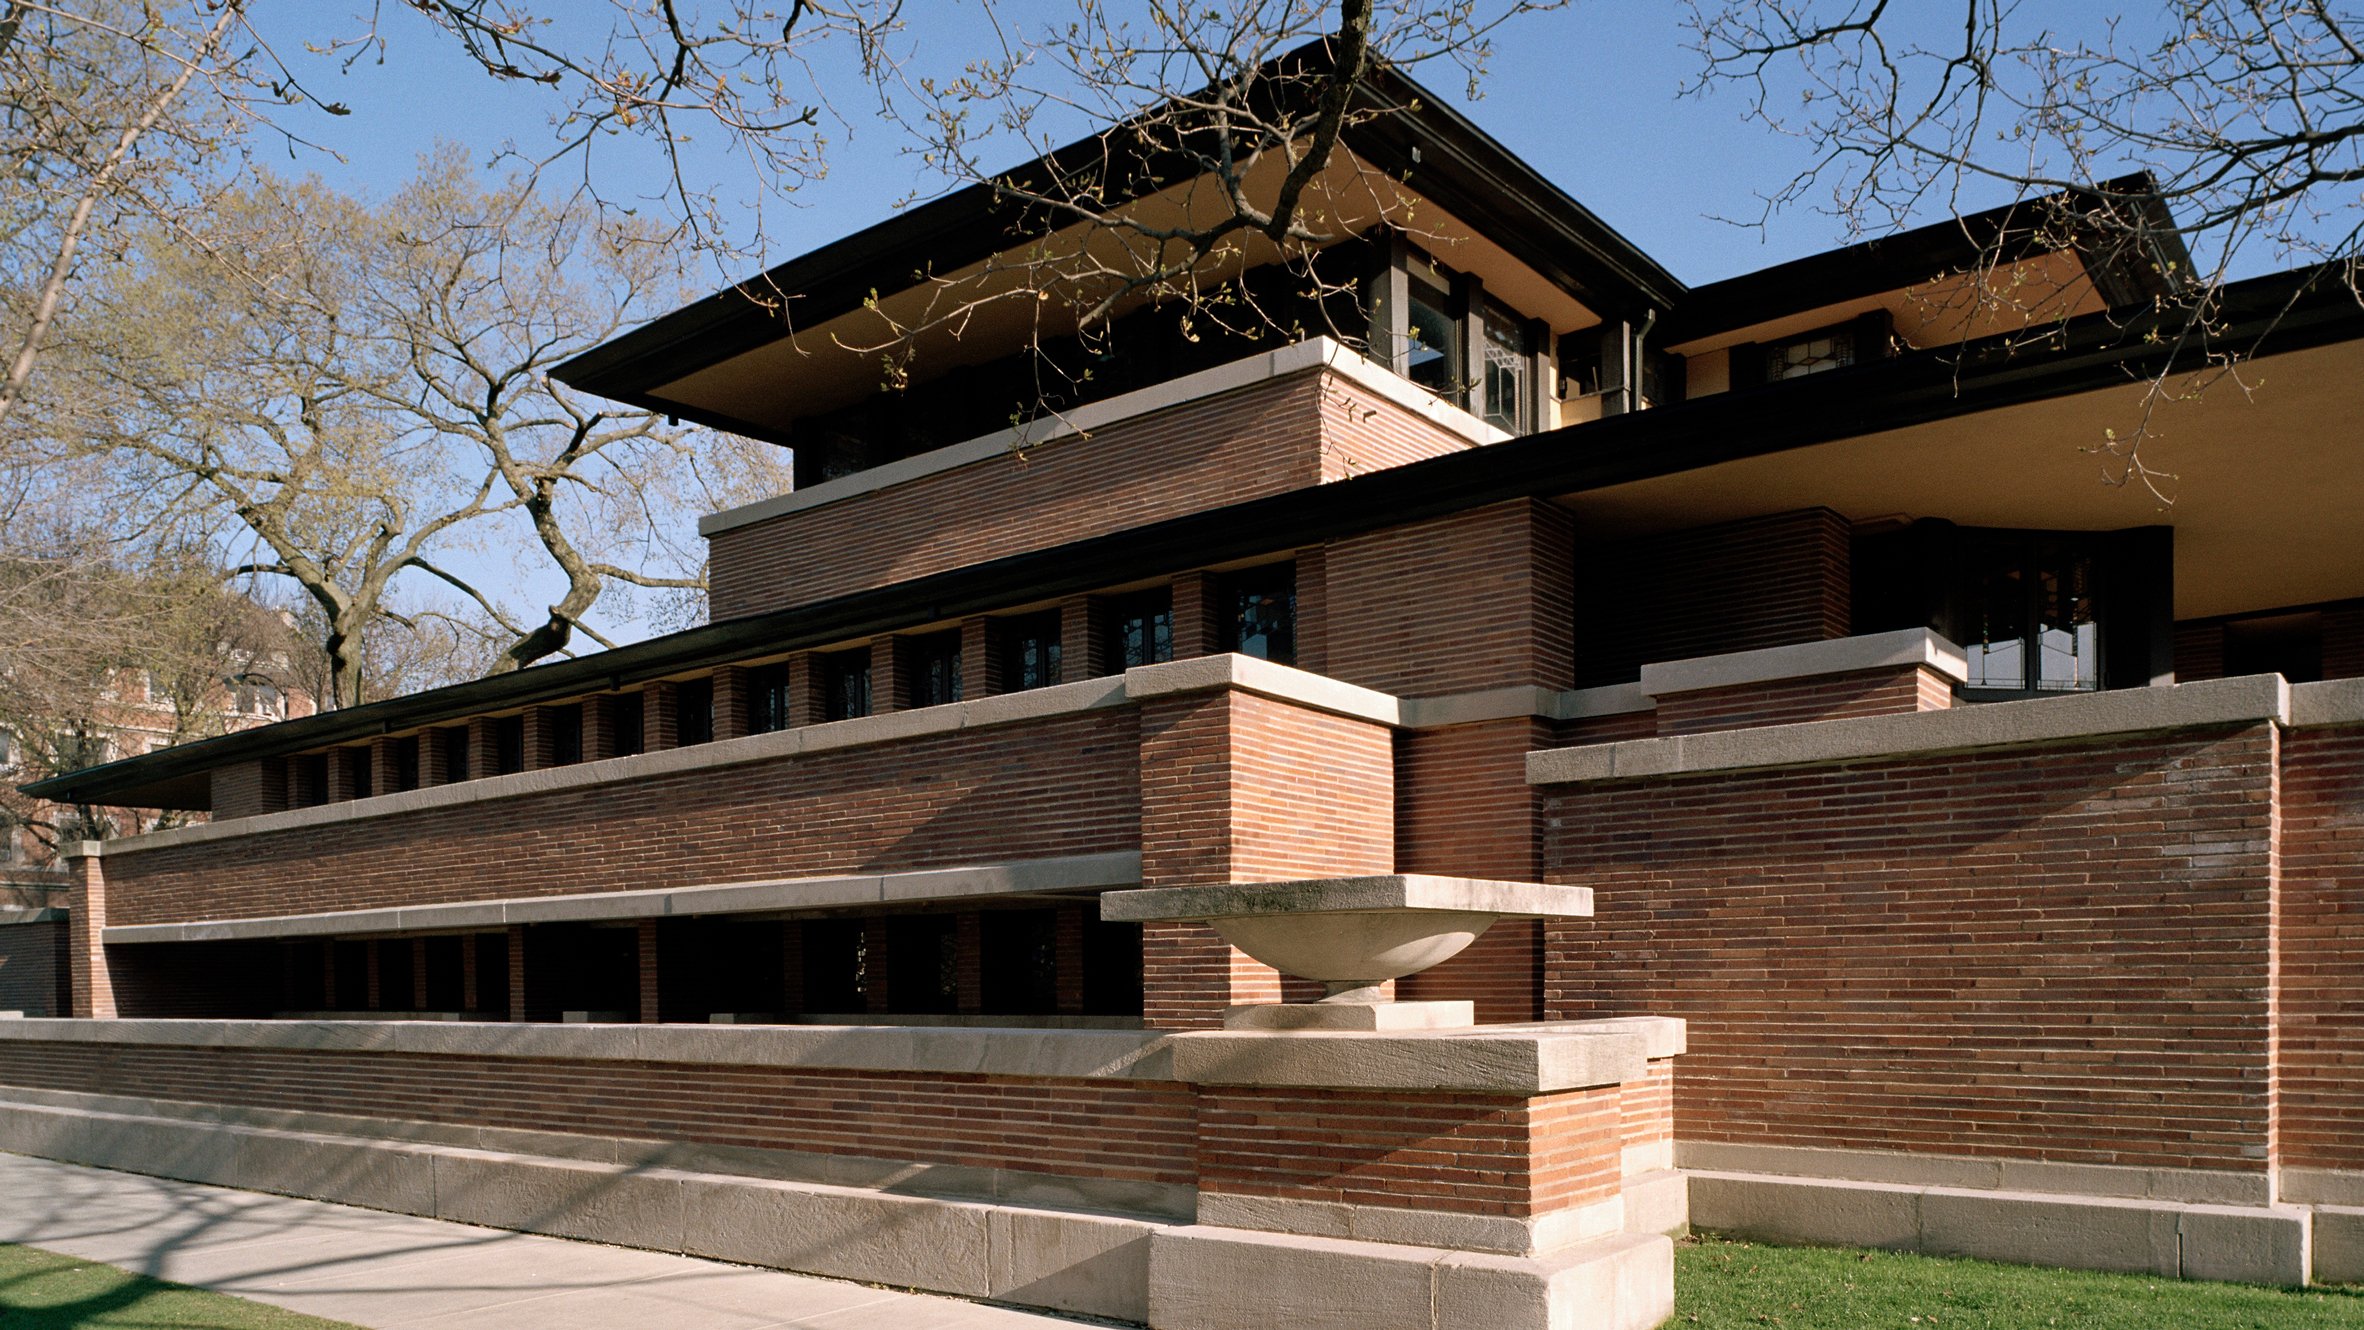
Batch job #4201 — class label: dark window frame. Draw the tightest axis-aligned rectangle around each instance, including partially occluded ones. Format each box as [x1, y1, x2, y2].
[1223, 563, 1298, 667]
[824, 649, 873, 721]
[677, 678, 715, 746]
[997, 611, 1064, 692]
[748, 662, 792, 733]
[907, 631, 963, 708]
[1108, 589, 1175, 670]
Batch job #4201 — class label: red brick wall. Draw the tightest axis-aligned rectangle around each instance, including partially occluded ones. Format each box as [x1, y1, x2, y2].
[1653, 664, 1952, 736]
[1136, 690, 1394, 1027]
[2279, 723, 2364, 1173]
[1542, 725, 2280, 1175]
[1620, 1060, 1676, 1163]
[1393, 718, 1551, 1022]
[0, 921, 67, 1017]
[105, 711, 1141, 926]
[0, 1039, 1196, 1188]
[1325, 499, 1577, 696]
[707, 369, 1470, 621]
[213, 759, 288, 822]
[1194, 1083, 1623, 1218]
[1575, 508, 1852, 687]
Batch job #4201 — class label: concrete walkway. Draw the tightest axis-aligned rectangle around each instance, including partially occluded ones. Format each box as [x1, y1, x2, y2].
[0, 1152, 1098, 1328]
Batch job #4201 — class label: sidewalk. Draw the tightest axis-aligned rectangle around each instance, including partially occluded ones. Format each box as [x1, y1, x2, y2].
[0, 1152, 1098, 1328]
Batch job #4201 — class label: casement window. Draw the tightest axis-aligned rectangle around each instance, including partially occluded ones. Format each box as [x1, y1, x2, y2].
[747, 663, 792, 733]
[550, 704, 584, 765]
[980, 909, 1059, 1014]
[1109, 590, 1173, 669]
[440, 727, 472, 782]
[886, 914, 959, 1014]
[676, 678, 715, 746]
[294, 753, 330, 806]
[824, 649, 872, 721]
[347, 747, 374, 800]
[1727, 311, 1894, 387]
[997, 612, 1063, 692]
[1371, 242, 1551, 432]
[390, 736, 420, 791]
[1225, 564, 1297, 666]
[1855, 520, 2173, 696]
[612, 692, 647, 756]
[801, 918, 867, 1013]
[909, 632, 963, 708]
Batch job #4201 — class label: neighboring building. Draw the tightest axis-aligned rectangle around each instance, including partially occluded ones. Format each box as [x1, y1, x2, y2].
[9, 53, 2362, 1320]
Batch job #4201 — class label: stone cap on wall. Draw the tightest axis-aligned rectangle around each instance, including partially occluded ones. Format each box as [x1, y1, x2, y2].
[1638, 627, 1969, 697]
[1168, 1016, 1685, 1095]
[1101, 875, 1593, 922]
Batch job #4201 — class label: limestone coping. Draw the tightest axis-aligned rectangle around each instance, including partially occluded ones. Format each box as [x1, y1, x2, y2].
[1638, 627, 1968, 697]
[1528, 673, 2292, 785]
[697, 337, 1508, 536]
[100, 851, 1140, 944]
[2291, 677, 2364, 728]
[1099, 875, 1593, 923]
[1167, 1017, 1683, 1095]
[0, 1015, 1178, 1082]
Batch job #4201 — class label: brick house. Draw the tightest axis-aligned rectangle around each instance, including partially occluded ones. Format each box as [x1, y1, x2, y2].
[8, 55, 2362, 1322]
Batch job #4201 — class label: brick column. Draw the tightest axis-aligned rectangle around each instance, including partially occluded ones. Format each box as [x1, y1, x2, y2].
[711, 666, 751, 742]
[961, 619, 1003, 698]
[862, 917, 892, 1012]
[213, 757, 289, 820]
[467, 717, 500, 780]
[1060, 596, 1106, 682]
[636, 919, 661, 1024]
[954, 912, 983, 1013]
[369, 736, 402, 796]
[787, 654, 826, 728]
[65, 842, 114, 1019]
[1056, 903, 1088, 1014]
[326, 747, 360, 803]
[874, 637, 913, 714]
[643, 682, 681, 750]
[1293, 545, 1329, 676]
[584, 695, 620, 761]
[520, 706, 559, 770]
[419, 729, 453, 787]
[1170, 571, 1223, 659]
[506, 925, 528, 1023]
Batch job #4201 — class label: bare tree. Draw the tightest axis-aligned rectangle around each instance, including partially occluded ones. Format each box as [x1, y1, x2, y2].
[1684, 0, 2364, 496]
[30, 154, 790, 709]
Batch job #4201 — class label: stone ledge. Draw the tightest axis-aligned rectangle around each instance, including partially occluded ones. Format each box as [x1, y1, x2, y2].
[101, 850, 1140, 944]
[1100, 875, 1592, 923]
[2290, 677, 2364, 728]
[1688, 1170, 2311, 1285]
[2282, 1166, 2364, 1207]
[1195, 1192, 1624, 1257]
[1169, 1020, 1663, 1095]
[2314, 1207, 2364, 1284]
[0, 1096, 1162, 1322]
[1145, 1224, 1673, 1330]
[1678, 1140, 2272, 1207]
[697, 337, 1505, 537]
[1528, 673, 2291, 785]
[0, 1014, 1176, 1081]
[1122, 653, 1401, 726]
[1640, 627, 1968, 696]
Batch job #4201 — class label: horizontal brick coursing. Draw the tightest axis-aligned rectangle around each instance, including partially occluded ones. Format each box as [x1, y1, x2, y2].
[1653, 664, 1953, 736]
[1576, 508, 1852, 687]
[1543, 726, 2280, 1174]
[1195, 1084, 1623, 1218]
[708, 371, 1470, 621]
[105, 711, 1140, 926]
[1325, 499, 1577, 697]
[2279, 724, 2364, 1172]
[1393, 718, 1551, 1023]
[0, 921, 67, 1017]
[0, 1040, 1197, 1187]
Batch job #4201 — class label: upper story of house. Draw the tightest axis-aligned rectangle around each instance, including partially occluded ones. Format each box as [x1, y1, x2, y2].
[22, 54, 2364, 830]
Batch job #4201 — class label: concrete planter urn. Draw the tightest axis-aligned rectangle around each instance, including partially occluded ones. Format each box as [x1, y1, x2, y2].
[1100, 875, 1593, 1029]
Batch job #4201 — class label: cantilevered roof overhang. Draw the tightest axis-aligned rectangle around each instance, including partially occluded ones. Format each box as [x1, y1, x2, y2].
[30, 265, 2364, 811]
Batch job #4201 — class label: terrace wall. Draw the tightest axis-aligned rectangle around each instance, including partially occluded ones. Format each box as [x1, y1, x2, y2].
[0, 919, 67, 1016]
[2280, 720, 2364, 1178]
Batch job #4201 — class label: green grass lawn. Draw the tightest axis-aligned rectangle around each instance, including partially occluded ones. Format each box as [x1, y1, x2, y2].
[0, 1243, 360, 1329]
[1677, 1236, 2364, 1329]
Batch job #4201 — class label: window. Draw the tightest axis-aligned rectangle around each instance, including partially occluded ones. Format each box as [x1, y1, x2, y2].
[1109, 590, 1173, 669]
[677, 678, 715, 745]
[232, 679, 284, 718]
[0, 730, 15, 771]
[824, 650, 872, 721]
[440, 727, 472, 783]
[0, 816, 19, 866]
[390, 736, 420, 792]
[493, 715, 526, 774]
[908, 632, 962, 708]
[980, 909, 1058, 1014]
[885, 914, 959, 1014]
[1403, 259, 1461, 402]
[748, 663, 792, 733]
[1733, 312, 1893, 386]
[1479, 298, 1533, 434]
[800, 919, 867, 1013]
[1225, 564, 1297, 666]
[612, 692, 646, 756]
[998, 612, 1063, 692]
[347, 748, 374, 800]
[1960, 533, 2102, 693]
[550, 704, 584, 765]
[294, 753, 329, 806]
